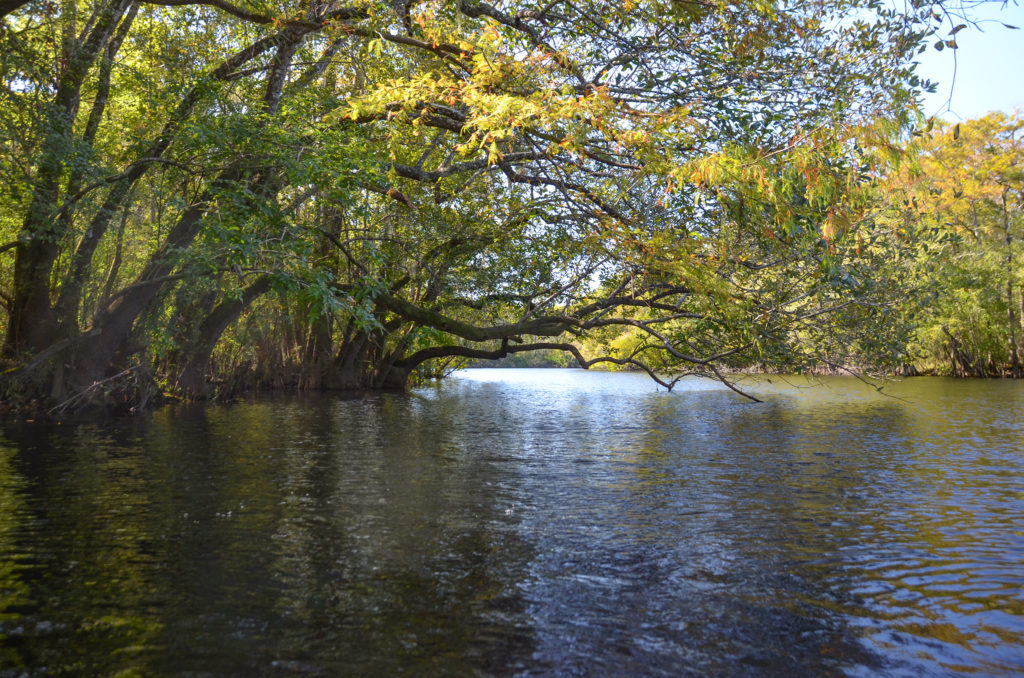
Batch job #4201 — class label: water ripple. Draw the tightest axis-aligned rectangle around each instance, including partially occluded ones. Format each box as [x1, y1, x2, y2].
[0, 371, 1020, 675]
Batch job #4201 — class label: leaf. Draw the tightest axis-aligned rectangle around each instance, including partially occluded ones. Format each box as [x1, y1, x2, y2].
[1003, 23, 1020, 29]
[933, 41, 944, 51]
[945, 39, 957, 49]
[948, 24, 967, 35]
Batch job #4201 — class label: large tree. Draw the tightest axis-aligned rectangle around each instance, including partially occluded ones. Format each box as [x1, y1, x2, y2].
[0, 0, 970, 409]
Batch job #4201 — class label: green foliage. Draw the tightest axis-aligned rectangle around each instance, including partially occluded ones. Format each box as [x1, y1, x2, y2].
[0, 0, 989, 408]
[886, 113, 1024, 376]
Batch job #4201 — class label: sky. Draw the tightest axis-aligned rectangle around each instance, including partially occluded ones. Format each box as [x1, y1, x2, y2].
[913, 1, 1024, 120]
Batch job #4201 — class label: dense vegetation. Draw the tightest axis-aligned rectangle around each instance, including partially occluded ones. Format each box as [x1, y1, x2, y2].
[891, 113, 1023, 378]
[0, 0, 1016, 412]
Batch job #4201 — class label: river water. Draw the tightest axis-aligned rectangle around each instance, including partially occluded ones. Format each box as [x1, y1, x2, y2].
[0, 369, 1022, 676]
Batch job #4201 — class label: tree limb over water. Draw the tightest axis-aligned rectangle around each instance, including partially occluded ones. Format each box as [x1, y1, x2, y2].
[0, 0, 973, 411]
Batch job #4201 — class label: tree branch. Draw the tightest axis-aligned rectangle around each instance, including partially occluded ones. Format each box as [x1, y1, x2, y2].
[139, 0, 364, 30]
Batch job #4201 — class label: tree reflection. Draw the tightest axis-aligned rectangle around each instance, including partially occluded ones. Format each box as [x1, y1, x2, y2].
[0, 375, 1021, 675]
[0, 442, 32, 671]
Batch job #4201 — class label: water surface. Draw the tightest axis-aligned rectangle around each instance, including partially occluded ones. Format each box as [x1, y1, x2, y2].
[1, 370, 1022, 675]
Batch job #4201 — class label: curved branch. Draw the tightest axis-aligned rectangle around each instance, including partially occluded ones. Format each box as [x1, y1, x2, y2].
[395, 340, 586, 372]
[455, 0, 585, 83]
[394, 339, 698, 394]
[708, 363, 762, 402]
[347, 26, 472, 62]
[496, 160, 627, 222]
[140, 0, 364, 30]
[99, 267, 231, 309]
[50, 157, 196, 219]
[375, 292, 575, 341]
[391, 151, 549, 183]
[0, 323, 109, 382]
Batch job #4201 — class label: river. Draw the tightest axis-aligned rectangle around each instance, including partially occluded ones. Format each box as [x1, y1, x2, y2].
[1, 369, 1022, 676]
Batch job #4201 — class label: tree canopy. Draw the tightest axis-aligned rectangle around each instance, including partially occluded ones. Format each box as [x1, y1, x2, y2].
[884, 112, 1023, 377]
[0, 0, 991, 410]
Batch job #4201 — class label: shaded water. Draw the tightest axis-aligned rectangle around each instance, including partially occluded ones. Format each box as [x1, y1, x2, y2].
[1, 369, 1022, 676]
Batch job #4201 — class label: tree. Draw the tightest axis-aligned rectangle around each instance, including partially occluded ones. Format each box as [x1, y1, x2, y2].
[0, 0, 969, 410]
[887, 113, 1024, 377]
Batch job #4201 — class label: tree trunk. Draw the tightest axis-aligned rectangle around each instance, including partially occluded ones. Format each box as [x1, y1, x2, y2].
[175, 276, 272, 398]
[377, 365, 413, 390]
[65, 28, 304, 396]
[943, 326, 975, 378]
[4, 0, 132, 358]
[1003, 191, 1021, 378]
[329, 331, 371, 390]
[1007, 279, 1021, 378]
[298, 313, 333, 390]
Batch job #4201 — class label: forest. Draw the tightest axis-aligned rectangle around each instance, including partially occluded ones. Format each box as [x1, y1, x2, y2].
[0, 0, 1020, 413]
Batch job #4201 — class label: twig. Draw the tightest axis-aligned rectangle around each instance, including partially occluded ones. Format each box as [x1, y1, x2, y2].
[47, 366, 139, 414]
[708, 363, 762, 402]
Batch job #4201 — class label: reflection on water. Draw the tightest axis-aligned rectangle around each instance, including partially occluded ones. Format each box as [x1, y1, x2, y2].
[0, 369, 1022, 676]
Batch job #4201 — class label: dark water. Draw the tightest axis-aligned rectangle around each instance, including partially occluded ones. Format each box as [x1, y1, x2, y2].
[1, 370, 1022, 676]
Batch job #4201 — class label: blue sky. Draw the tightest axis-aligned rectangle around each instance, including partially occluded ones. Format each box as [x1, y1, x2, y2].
[913, 1, 1024, 120]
